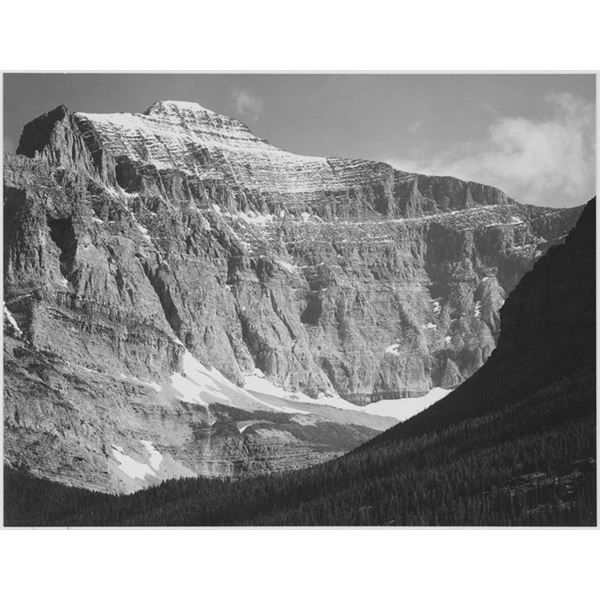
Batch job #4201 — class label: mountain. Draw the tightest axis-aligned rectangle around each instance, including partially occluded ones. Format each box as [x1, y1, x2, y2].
[4, 199, 595, 527]
[3, 100, 582, 493]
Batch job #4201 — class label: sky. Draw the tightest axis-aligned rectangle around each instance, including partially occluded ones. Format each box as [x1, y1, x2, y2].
[3, 73, 596, 207]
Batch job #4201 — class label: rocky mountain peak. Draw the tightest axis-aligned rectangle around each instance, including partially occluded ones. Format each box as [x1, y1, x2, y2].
[16, 104, 70, 159]
[16, 100, 518, 219]
[142, 99, 251, 132]
[144, 99, 220, 116]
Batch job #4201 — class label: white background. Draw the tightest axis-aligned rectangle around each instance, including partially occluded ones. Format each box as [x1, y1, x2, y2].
[1, 1, 598, 598]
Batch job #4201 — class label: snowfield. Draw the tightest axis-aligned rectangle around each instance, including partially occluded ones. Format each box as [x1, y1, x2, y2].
[167, 353, 308, 414]
[140, 440, 163, 471]
[245, 369, 450, 422]
[243, 370, 310, 414]
[359, 388, 450, 420]
[164, 352, 449, 424]
[111, 445, 154, 480]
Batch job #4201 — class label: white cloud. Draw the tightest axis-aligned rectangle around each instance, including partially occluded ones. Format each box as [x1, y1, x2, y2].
[387, 93, 595, 207]
[232, 88, 263, 122]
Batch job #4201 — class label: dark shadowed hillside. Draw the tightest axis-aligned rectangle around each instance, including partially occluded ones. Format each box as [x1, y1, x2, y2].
[4, 200, 595, 526]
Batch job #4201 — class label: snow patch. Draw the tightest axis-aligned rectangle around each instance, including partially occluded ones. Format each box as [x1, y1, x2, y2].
[111, 445, 154, 480]
[164, 348, 445, 421]
[243, 370, 310, 414]
[169, 352, 223, 406]
[153, 100, 215, 112]
[277, 382, 450, 421]
[140, 440, 163, 471]
[277, 260, 297, 274]
[135, 221, 152, 243]
[168, 353, 307, 414]
[360, 388, 450, 421]
[238, 422, 255, 433]
[237, 211, 275, 226]
[3, 304, 23, 336]
[296, 391, 366, 412]
[423, 322, 437, 330]
[385, 343, 401, 355]
[246, 369, 391, 414]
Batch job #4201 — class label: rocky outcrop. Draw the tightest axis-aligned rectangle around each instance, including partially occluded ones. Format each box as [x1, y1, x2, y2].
[3, 100, 583, 492]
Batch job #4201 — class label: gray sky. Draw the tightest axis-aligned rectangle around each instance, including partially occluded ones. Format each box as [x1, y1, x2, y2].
[3, 73, 595, 207]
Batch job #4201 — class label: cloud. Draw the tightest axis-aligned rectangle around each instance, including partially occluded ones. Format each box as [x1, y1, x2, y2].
[232, 88, 263, 122]
[387, 93, 595, 207]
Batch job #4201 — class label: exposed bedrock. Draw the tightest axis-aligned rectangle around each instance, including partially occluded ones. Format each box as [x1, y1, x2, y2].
[5, 101, 583, 400]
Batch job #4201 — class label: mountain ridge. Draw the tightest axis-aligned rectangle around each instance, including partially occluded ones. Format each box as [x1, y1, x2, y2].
[17, 100, 521, 211]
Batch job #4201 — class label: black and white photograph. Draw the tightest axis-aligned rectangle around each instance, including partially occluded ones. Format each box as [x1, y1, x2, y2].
[1, 3, 599, 598]
[2, 72, 596, 527]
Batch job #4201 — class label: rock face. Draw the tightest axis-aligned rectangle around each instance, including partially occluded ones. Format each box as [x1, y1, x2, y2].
[3, 100, 583, 492]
